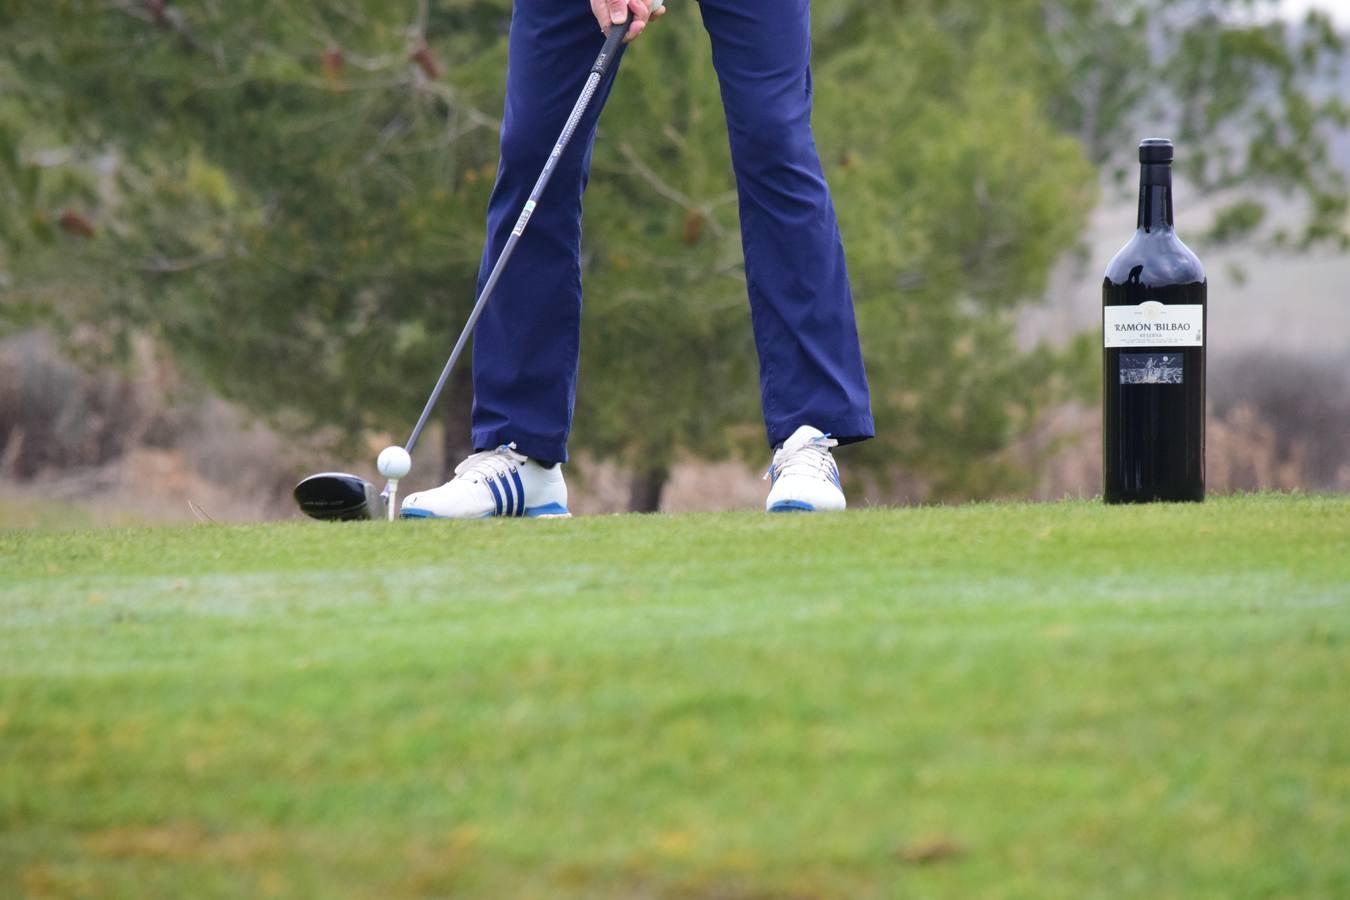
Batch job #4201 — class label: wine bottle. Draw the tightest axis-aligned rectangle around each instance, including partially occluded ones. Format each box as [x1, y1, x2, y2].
[1103, 138, 1206, 503]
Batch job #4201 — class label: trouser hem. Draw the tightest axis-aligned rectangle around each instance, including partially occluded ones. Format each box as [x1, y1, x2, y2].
[767, 413, 875, 449]
[472, 428, 570, 465]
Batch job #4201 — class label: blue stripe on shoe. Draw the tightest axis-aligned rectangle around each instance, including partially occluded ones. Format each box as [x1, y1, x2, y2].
[500, 475, 515, 517]
[525, 502, 571, 518]
[485, 477, 504, 516]
[511, 469, 526, 517]
[769, 500, 816, 513]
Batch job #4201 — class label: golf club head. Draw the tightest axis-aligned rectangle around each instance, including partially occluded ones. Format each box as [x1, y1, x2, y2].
[293, 472, 386, 521]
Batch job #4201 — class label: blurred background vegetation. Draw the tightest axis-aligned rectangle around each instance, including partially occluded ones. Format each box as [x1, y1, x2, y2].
[1, 0, 1347, 521]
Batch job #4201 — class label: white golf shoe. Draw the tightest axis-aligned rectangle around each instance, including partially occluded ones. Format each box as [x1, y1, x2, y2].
[764, 426, 846, 513]
[401, 444, 570, 519]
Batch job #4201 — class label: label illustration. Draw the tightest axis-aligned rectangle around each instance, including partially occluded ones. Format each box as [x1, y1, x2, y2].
[1104, 301, 1204, 348]
[1119, 352, 1183, 384]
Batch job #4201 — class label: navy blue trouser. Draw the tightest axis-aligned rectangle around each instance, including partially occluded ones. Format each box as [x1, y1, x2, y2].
[471, 0, 874, 462]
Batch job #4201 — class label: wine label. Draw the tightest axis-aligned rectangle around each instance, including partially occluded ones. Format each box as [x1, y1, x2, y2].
[1120, 352, 1183, 384]
[1104, 301, 1204, 348]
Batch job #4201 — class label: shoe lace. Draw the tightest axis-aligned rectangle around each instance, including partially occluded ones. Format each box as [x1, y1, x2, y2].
[454, 443, 526, 483]
[764, 434, 840, 482]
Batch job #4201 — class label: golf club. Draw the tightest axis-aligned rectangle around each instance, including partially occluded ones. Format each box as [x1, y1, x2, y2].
[294, 11, 647, 521]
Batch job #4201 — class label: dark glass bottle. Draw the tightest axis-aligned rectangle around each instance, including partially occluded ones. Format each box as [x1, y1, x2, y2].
[1103, 138, 1206, 503]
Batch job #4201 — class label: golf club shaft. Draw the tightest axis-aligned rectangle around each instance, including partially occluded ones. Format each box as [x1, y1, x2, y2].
[399, 21, 630, 466]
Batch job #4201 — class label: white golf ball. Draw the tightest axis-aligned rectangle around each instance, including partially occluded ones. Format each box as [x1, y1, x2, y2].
[377, 445, 412, 479]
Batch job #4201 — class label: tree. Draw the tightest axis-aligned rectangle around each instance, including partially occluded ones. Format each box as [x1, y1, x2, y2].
[2, 0, 510, 464]
[1, 0, 1345, 510]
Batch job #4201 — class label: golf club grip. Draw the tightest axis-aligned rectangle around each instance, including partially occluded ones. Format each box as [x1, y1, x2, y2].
[399, 21, 632, 465]
[593, 16, 629, 79]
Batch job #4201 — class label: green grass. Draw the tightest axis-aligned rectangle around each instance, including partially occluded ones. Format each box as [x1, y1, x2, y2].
[2, 494, 1348, 899]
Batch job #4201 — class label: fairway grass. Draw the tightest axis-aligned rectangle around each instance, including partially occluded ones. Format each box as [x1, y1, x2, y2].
[2, 494, 1348, 898]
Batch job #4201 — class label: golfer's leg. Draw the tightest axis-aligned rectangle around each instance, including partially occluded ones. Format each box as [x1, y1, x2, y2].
[698, 0, 874, 448]
[471, 2, 622, 464]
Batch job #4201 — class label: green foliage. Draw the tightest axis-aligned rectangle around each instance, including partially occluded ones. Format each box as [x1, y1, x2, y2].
[559, 3, 1102, 493]
[1039, 0, 1350, 249]
[3, 0, 512, 448]
[0, 0, 1345, 502]
[809, 11, 1101, 492]
[2, 494, 1349, 896]
[573, 13, 761, 473]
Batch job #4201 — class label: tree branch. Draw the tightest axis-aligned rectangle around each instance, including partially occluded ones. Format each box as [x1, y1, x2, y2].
[139, 251, 228, 273]
[616, 142, 727, 237]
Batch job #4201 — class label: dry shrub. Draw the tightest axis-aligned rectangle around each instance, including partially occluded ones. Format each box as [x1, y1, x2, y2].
[1209, 349, 1350, 491]
[0, 331, 299, 520]
[1, 334, 134, 477]
[4, 331, 1342, 522]
[1029, 349, 1350, 497]
[0, 332, 152, 478]
[0, 331, 221, 480]
[1207, 404, 1306, 491]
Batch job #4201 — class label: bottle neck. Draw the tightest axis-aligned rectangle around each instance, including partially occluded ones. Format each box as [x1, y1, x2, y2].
[1137, 163, 1174, 231]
